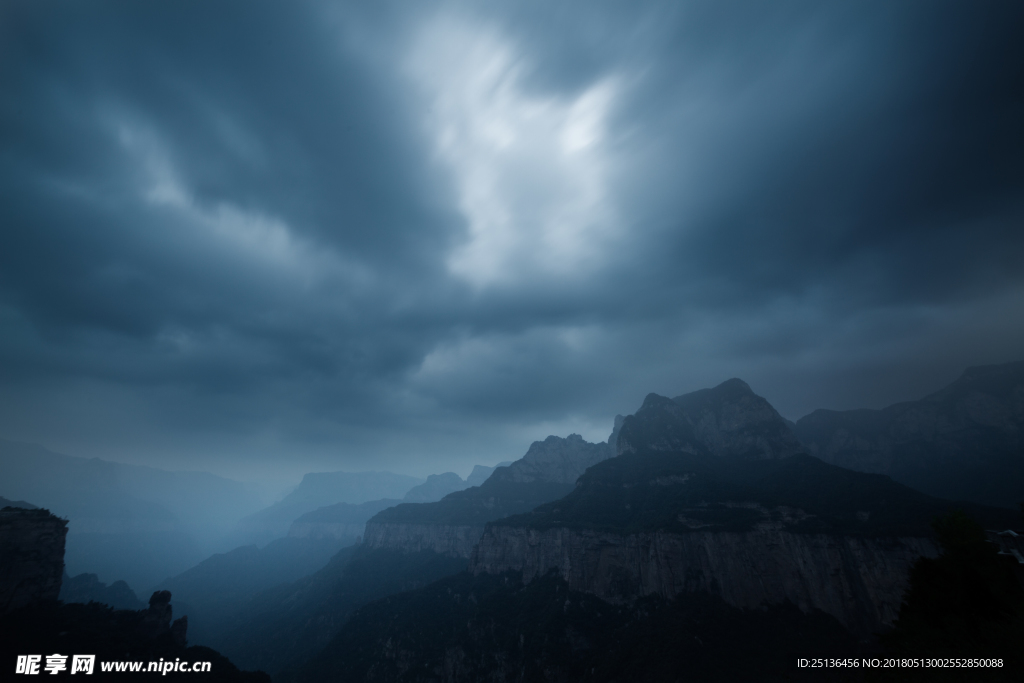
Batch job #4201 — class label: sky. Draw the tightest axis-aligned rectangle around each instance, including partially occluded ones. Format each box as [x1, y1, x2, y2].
[1, 0, 1022, 484]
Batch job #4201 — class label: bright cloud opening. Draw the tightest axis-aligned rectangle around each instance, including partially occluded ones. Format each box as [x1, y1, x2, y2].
[407, 18, 622, 289]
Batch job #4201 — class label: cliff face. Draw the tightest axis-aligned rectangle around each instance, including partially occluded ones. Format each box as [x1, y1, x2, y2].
[470, 524, 937, 636]
[619, 379, 802, 459]
[362, 522, 484, 558]
[465, 444, 1017, 638]
[288, 522, 366, 539]
[794, 361, 1024, 507]
[0, 508, 68, 614]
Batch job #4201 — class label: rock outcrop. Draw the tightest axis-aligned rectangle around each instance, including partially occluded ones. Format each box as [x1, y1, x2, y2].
[142, 589, 188, 647]
[470, 524, 936, 636]
[0, 507, 67, 614]
[794, 360, 1024, 507]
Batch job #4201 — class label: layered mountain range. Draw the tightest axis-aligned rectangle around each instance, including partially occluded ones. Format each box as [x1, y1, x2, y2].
[469, 380, 1016, 637]
[363, 429, 620, 558]
[3, 361, 1020, 681]
[283, 368, 1020, 681]
[225, 471, 423, 549]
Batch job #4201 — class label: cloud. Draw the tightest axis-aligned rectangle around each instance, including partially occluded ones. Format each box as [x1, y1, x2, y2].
[0, 0, 1022, 480]
[405, 16, 623, 288]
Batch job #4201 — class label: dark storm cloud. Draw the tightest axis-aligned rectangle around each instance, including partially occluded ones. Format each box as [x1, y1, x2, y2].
[1, 0, 1022, 479]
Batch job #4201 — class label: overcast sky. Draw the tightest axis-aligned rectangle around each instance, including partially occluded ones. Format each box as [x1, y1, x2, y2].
[1, 0, 1022, 484]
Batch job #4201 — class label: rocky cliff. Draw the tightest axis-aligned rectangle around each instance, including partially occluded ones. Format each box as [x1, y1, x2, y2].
[362, 522, 485, 559]
[468, 446, 1017, 638]
[471, 524, 936, 636]
[363, 480, 576, 558]
[0, 507, 67, 614]
[794, 360, 1024, 507]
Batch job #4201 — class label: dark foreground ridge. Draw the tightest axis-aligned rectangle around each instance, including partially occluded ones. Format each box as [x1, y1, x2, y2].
[288, 570, 865, 683]
[0, 592, 269, 682]
[209, 547, 468, 677]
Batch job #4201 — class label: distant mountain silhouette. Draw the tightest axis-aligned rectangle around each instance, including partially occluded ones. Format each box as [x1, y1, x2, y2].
[794, 360, 1024, 508]
[225, 471, 423, 547]
[465, 462, 512, 486]
[403, 472, 469, 503]
[0, 496, 37, 509]
[60, 571, 145, 610]
[287, 498, 401, 540]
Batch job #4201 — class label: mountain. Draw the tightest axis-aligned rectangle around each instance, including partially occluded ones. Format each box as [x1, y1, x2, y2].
[60, 571, 145, 610]
[1, 507, 67, 615]
[225, 471, 423, 548]
[287, 498, 401, 540]
[465, 461, 512, 486]
[794, 360, 1024, 508]
[490, 432, 618, 484]
[278, 376, 1022, 683]
[618, 379, 802, 458]
[402, 473, 469, 503]
[0, 497, 37, 509]
[471, 453, 1017, 637]
[363, 430, 617, 558]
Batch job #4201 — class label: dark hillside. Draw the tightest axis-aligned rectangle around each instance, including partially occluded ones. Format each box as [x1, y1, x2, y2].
[290, 570, 865, 683]
[210, 546, 467, 677]
[494, 451, 1018, 538]
[794, 360, 1024, 508]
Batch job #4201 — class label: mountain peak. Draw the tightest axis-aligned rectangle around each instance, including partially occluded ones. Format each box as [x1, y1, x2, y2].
[620, 379, 800, 459]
